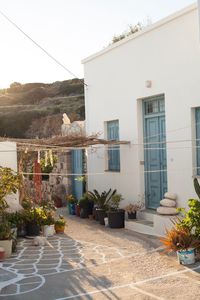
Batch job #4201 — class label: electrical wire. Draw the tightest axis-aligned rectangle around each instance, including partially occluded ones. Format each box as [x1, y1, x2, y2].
[0, 9, 86, 87]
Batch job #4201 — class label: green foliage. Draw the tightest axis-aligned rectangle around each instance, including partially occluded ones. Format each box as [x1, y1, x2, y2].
[66, 194, 77, 204]
[40, 155, 57, 175]
[177, 199, 200, 237]
[79, 194, 90, 209]
[23, 207, 46, 225]
[0, 221, 12, 240]
[0, 166, 22, 214]
[108, 194, 123, 211]
[6, 211, 24, 227]
[87, 189, 117, 209]
[41, 210, 55, 226]
[55, 215, 66, 226]
[111, 23, 142, 44]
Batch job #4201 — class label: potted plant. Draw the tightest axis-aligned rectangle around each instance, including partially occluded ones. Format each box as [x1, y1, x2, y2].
[0, 166, 22, 257]
[41, 210, 55, 237]
[107, 193, 125, 228]
[88, 189, 116, 225]
[23, 207, 44, 236]
[55, 215, 66, 234]
[66, 194, 77, 215]
[79, 194, 93, 218]
[0, 222, 13, 257]
[160, 226, 200, 265]
[124, 201, 144, 219]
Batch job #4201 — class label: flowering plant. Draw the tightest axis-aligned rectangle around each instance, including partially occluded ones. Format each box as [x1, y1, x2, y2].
[124, 201, 144, 213]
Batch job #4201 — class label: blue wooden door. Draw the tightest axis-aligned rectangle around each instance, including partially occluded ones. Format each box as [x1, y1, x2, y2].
[72, 150, 84, 200]
[144, 96, 167, 209]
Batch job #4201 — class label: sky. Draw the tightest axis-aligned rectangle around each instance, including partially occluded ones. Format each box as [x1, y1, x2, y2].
[0, 0, 196, 88]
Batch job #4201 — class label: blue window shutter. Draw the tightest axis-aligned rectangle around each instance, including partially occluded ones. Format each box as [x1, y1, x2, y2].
[196, 108, 200, 175]
[107, 120, 120, 171]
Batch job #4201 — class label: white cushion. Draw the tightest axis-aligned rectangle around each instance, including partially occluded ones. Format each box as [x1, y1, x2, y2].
[164, 192, 177, 200]
[160, 199, 176, 207]
[157, 206, 178, 215]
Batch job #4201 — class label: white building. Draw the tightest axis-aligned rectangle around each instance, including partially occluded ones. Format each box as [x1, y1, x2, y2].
[82, 3, 200, 236]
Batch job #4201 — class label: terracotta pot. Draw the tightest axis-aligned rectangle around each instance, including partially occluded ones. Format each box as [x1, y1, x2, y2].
[55, 224, 65, 234]
[0, 247, 5, 261]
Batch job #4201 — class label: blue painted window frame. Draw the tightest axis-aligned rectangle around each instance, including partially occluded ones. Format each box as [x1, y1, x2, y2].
[107, 120, 120, 172]
[196, 107, 200, 175]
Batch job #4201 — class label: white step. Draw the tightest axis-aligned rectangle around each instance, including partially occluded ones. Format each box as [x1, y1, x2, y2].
[125, 219, 155, 236]
[137, 209, 157, 222]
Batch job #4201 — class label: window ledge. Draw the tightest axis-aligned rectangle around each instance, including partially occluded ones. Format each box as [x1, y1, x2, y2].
[105, 170, 120, 173]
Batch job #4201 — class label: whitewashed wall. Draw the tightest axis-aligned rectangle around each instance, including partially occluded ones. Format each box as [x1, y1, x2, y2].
[83, 3, 200, 208]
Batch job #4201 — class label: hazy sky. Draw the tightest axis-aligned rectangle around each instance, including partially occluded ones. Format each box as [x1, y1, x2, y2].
[0, 0, 196, 88]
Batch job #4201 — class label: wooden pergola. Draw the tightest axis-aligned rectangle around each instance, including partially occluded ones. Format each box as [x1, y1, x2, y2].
[0, 135, 130, 151]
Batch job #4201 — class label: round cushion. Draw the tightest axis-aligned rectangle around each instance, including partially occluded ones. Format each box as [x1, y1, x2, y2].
[157, 206, 178, 215]
[164, 192, 177, 200]
[160, 199, 176, 207]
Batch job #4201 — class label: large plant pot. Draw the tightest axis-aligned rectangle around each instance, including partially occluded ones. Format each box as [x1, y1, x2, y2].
[55, 224, 65, 234]
[93, 206, 99, 221]
[75, 204, 80, 217]
[177, 248, 195, 265]
[107, 210, 125, 228]
[26, 222, 40, 236]
[17, 225, 26, 237]
[43, 225, 55, 237]
[128, 212, 137, 219]
[96, 209, 107, 225]
[0, 240, 12, 258]
[80, 208, 89, 218]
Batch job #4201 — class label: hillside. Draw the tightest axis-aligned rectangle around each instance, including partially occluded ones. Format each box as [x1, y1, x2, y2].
[0, 79, 85, 138]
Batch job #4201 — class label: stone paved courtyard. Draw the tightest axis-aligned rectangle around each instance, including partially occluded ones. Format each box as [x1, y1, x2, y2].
[1, 211, 200, 299]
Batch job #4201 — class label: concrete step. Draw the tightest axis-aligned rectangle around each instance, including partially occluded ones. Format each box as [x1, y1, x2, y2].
[125, 219, 155, 236]
[137, 209, 157, 222]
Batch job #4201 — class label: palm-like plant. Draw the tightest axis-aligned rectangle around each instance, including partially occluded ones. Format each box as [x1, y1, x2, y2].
[87, 189, 117, 210]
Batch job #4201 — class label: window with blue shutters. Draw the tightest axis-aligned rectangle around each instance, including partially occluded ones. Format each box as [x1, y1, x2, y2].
[196, 108, 200, 175]
[107, 120, 120, 171]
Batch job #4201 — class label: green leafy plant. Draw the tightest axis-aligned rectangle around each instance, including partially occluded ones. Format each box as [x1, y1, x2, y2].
[23, 207, 45, 225]
[87, 189, 117, 210]
[0, 222, 12, 240]
[108, 194, 123, 211]
[55, 215, 66, 226]
[6, 211, 24, 227]
[160, 226, 200, 252]
[177, 199, 200, 237]
[66, 194, 77, 204]
[0, 166, 22, 214]
[79, 194, 91, 209]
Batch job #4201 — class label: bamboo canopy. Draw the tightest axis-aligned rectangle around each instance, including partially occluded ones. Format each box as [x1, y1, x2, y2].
[0, 135, 130, 151]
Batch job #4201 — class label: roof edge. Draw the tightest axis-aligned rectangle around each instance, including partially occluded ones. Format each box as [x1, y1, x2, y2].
[82, 3, 197, 64]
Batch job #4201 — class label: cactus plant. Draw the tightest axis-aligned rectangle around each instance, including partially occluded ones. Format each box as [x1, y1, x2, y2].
[194, 178, 200, 200]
